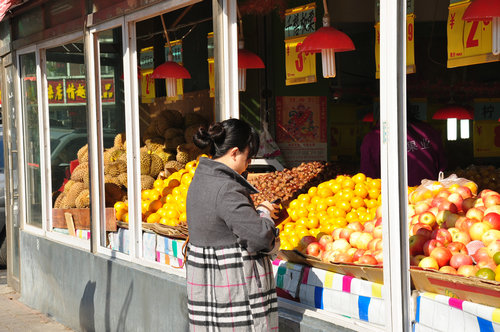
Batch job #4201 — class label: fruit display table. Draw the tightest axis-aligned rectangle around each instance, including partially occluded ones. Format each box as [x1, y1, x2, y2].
[414, 292, 500, 332]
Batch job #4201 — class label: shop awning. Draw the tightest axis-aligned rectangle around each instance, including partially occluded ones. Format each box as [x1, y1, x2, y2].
[0, 0, 24, 22]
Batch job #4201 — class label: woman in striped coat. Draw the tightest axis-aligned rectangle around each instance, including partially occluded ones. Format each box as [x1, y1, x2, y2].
[186, 119, 280, 331]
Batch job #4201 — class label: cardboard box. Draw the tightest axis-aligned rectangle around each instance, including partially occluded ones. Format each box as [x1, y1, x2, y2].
[143, 232, 156, 262]
[411, 268, 500, 308]
[108, 228, 129, 254]
[156, 235, 186, 259]
[272, 259, 304, 298]
[278, 250, 384, 284]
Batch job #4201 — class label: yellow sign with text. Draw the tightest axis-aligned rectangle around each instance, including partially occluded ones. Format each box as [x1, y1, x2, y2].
[141, 68, 155, 104]
[473, 120, 500, 157]
[447, 1, 500, 68]
[208, 58, 215, 98]
[285, 36, 317, 86]
[375, 14, 416, 78]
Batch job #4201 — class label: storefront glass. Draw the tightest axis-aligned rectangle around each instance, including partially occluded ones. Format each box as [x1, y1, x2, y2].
[46, 40, 90, 236]
[20, 52, 42, 227]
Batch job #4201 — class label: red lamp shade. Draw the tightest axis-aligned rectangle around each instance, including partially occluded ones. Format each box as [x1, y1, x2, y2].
[432, 105, 473, 120]
[238, 49, 265, 92]
[463, 0, 500, 21]
[362, 112, 374, 122]
[299, 27, 355, 78]
[151, 61, 191, 79]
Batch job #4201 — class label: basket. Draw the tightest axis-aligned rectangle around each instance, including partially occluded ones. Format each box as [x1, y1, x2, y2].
[151, 223, 189, 240]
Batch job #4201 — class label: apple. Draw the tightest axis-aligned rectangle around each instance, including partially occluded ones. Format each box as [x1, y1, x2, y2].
[469, 222, 492, 241]
[407, 205, 416, 218]
[376, 206, 382, 219]
[429, 207, 439, 217]
[411, 223, 432, 236]
[462, 197, 476, 213]
[447, 227, 460, 238]
[356, 255, 378, 265]
[463, 218, 479, 233]
[483, 213, 500, 230]
[375, 217, 383, 227]
[333, 252, 354, 263]
[423, 239, 444, 256]
[483, 194, 500, 208]
[410, 254, 427, 266]
[436, 189, 452, 199]
[356, 233, 374, 250]
[347, 247, 357, 257]
[430, 247, 453, 267]
[450, 253, 473, 269]
[339, 228, 355, 241]
[415, 201, 431, 215]
[372, 225, 383, 239]
[476, 258, 497, 271]
[456, 186, 473, 200]
[332, 228, 343, 240]
[480, 189, 496, 199]
[484, 205, 500, 216]
[457, 264, 479, 277]
[306, 242, 323, 257]
[419, 212, 437, 227]
[487, 240, 500, 258]
[452, 230, 471, 245]
[318, 234, 334, 249]
[349, 231, 362, 247]
[409, 234, 428, 256]
[431, 197, 447, 209]
[330, 239, 352, 253]
[352, 249, 366, 262]
[439, 266, 458, 274]
[299, 235, 318, 251]
[436, 210, 460, 228]
[439, 201, 458, 214]
[347, 221, 364, 232]
[363, 221, 375, 233]
[448, 193, 464, 212]
[432, 228, 453, 246]
[418, 257, 439, 270]
[472, 247, 490, 263]
[447, 242, 468, 255]
[321, 250, 337, 263]
[368, 238, 383, 252]
[373, 250, 384, 264]
[410, 215, 420, 225]
[466, 208, 484, 221]
[481, 229, 500, 246]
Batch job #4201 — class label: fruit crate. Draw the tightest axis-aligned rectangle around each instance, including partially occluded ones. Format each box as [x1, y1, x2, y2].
[52, 208, 117, 231]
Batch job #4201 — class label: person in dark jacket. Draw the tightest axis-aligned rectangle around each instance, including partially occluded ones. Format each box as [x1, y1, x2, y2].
[186, 119, 280, 332]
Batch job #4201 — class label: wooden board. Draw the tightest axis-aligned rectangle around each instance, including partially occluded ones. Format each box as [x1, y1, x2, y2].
[52, 208, 117, 231]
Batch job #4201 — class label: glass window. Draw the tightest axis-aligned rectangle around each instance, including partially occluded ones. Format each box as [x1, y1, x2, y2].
[46, 40, 91, 239]
[96, 27, 128, 253]
[20, 52, 42, 228]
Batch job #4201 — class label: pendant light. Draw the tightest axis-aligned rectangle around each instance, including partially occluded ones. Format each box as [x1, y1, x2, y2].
[299, 0, 355, 78]
[151, 14, 191, 97]
[432, 105, 473, 120]
[236, 7, 265, 92]
[463, 0, 500, 55]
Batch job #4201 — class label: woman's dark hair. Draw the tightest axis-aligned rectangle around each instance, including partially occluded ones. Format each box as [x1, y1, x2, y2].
[193, 119, 260, 159]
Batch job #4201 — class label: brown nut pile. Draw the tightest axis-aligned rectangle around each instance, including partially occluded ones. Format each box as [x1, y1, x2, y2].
[249, 161, 342, 207]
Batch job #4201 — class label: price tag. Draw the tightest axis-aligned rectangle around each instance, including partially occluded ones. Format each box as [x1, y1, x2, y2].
[164, 40, 184, 101]
[285, 36, 317, 86]
[473, 120, 500, 157]
[447, 1, 500, 68]
[284, 3, 316, 39]
[374, 14, 415, 78]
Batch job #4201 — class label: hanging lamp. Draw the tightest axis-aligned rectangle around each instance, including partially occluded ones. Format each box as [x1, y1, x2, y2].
[362, 112, 374, 122]
[299, 0, 355, 78]
[432, 105, 473, 120]
[462, 0, 500, 55]
[237, 7, 265, 92]
[151, 14, 191, 97]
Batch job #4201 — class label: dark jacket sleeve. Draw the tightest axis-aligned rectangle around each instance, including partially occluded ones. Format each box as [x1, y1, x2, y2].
[216, 182, 276, 253]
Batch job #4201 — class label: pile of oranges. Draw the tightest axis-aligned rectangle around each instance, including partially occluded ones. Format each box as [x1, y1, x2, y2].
[114, 157, 205, 227]
[278, 173, 382, 250]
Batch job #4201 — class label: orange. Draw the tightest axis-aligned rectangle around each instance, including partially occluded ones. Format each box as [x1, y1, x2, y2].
[296, 227, 311, 238]
[306, 204, 316, 213]
[366, 198, 378, 209]
[115, 209, 127, 221]
[289, 209, 300, 222]
[310, 196, 322, 205]
[332, 207, 346, 218]
[280, 240, 293, 250]
[148, 199, 162, 212]
[172, 187, 182, 197]
[154, 179, 164, 190]
[141, 201, 150, 214]
[289, 200, 299, 209]
[332, 218, 347, 228]
[289, 235, 300, 248]
[306, 217, 320, 229]
[179, 212, 187, 223]
[369, 179, 382, 190]
[316, 202, 328, 212]
[308, 211, 318, 219]
[181, 173, 193, 186]
[284, 223, 295, 233]
[159, 218, 168, 225]
[122, 213, 129, 223]
[346, 211, 359, 223]
[297, 208, 309, 218]
[165, 194, 175, 204]
[296, 217, 308, 228]
[327, 206, 337, 216]
[298, 194, 310, 204]
[350, 196, 365, 209]
[352, 173, 367, 184]
[318, 187, 333, 198]
[308, 187, 318, 197]
[354, 186, 368, 199]
[298, 201, 309, 209]
[146, 213, 161, 224]
[341, 178, 355, 190]
[309, 228, 321, 238]
[329, 182, 342, 194]
[317, 182, 330, 191]
[317, 211, 329, 220]
[166, 209, 180, 220]
[141, 189, 151, 201]
[341, 189, 354, 202]
[161, 187, 174, 197]
[114, 201, 127, 212]
[325, 196, 336, 207]
[368, 188, 381, 199]
[337, 200, 352, 212]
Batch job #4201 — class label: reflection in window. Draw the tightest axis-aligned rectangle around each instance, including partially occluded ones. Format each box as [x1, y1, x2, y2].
[20, 52, 42, 228]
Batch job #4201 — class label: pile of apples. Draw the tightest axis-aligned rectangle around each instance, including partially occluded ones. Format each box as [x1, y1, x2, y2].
[409, 182, 500, 281]
[297, 207, 384, 266]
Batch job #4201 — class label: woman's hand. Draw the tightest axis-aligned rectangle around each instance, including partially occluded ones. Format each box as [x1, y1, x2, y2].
[257, 201, 280, 220]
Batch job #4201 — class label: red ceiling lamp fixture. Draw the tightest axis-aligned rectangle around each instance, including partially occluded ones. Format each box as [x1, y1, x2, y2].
[462, 0, 500, 55]
[237, 8, 265, 92]
[151, 14, 191, 97]
[362, 112, 374, 122]
[432, 105, 473, 120]
[299, 0, 355, 78]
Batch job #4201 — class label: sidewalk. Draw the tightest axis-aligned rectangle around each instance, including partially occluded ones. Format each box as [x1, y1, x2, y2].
[0, 269, 73, 332]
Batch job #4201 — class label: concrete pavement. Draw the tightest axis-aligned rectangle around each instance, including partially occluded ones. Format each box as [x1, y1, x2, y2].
[0, 269, 73, 332]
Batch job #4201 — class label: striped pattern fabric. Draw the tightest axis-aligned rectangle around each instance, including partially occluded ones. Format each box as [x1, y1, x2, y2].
[186, 242, 278, 331]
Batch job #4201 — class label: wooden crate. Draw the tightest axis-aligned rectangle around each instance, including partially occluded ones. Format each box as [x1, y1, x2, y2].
[52, 208, 117, 231]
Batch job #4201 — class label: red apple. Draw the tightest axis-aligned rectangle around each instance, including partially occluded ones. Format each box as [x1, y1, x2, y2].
[356, 233, 374, 250]
[481, 229, 500, 246]
[452, 230, 471, 245]
[318, 234, 334, 249]
[462, 197, 476, 213]
[363, 221, 375, 233]
[430, 247, 453, 267]
[306, 242, 323, 257]
[487, 240, 500, 258]
[480, 189, 496, 199]
[339, 228, 354, 241]
[352, 249, 366, 262]
[483, 213, 500, 230]
[409, 234, 428, 256]
[472, 247, 491, 264]
[450, 253, 473, 269]
[376, 206, 382, 219]
[332, 228, 343, 240]
[410, 254, 427, 266]
[436, 210, 460, 228]
[447, 227, 460, 238]
[375, 217, 383, 227]
[484, 205, 500, 216]
[423, 239, 444, 256]
[483, 194, 500, 208]
[373, 250, 384, 265]
[466, 208, 484, 221]
[410, 215, 420, 225]
[411, 223, 432, 236]
[349, 231, 362, 247]
[372, 225, 383, 239]
[333, 252, 354, 263]
[476, 258, 497, 271]
[298, 235, 318, 251]
[436, 189, 452, 199]
[469, 222, 492, 241]
[448, 193, 464, 212]
[457, 264, 479, 277]
[429, 207, 439, 217]
[432, 228, 453, 246]
[431, 197, 447, 209]
[419, 212, 437, 227]
[447, 242, 468, 255]
[439, 201, 458, 214]
[415, 201, 431, 214]
[368, 238, 383, 252]
[456, 186, 473, 200]
[419, 257, 439, 270]
[439, 266, 458, 274]
[346, 221, 364, 232]
[356, 255, 378, 265]
[330, 239, 352, 253]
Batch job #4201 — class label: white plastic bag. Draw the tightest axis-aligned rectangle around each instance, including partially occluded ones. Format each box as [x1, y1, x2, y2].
[258, 121, 281, 158]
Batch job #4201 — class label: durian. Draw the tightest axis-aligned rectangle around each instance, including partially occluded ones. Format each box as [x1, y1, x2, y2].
[149, 154, 164, 178]
[141, 175, 155, 190]
[77, 145, 89, 164]
[70, 163, 89, 182]
[114, 133, 126, 149]
[140, 150, 152, 175]
[75, 189, 90, 208]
